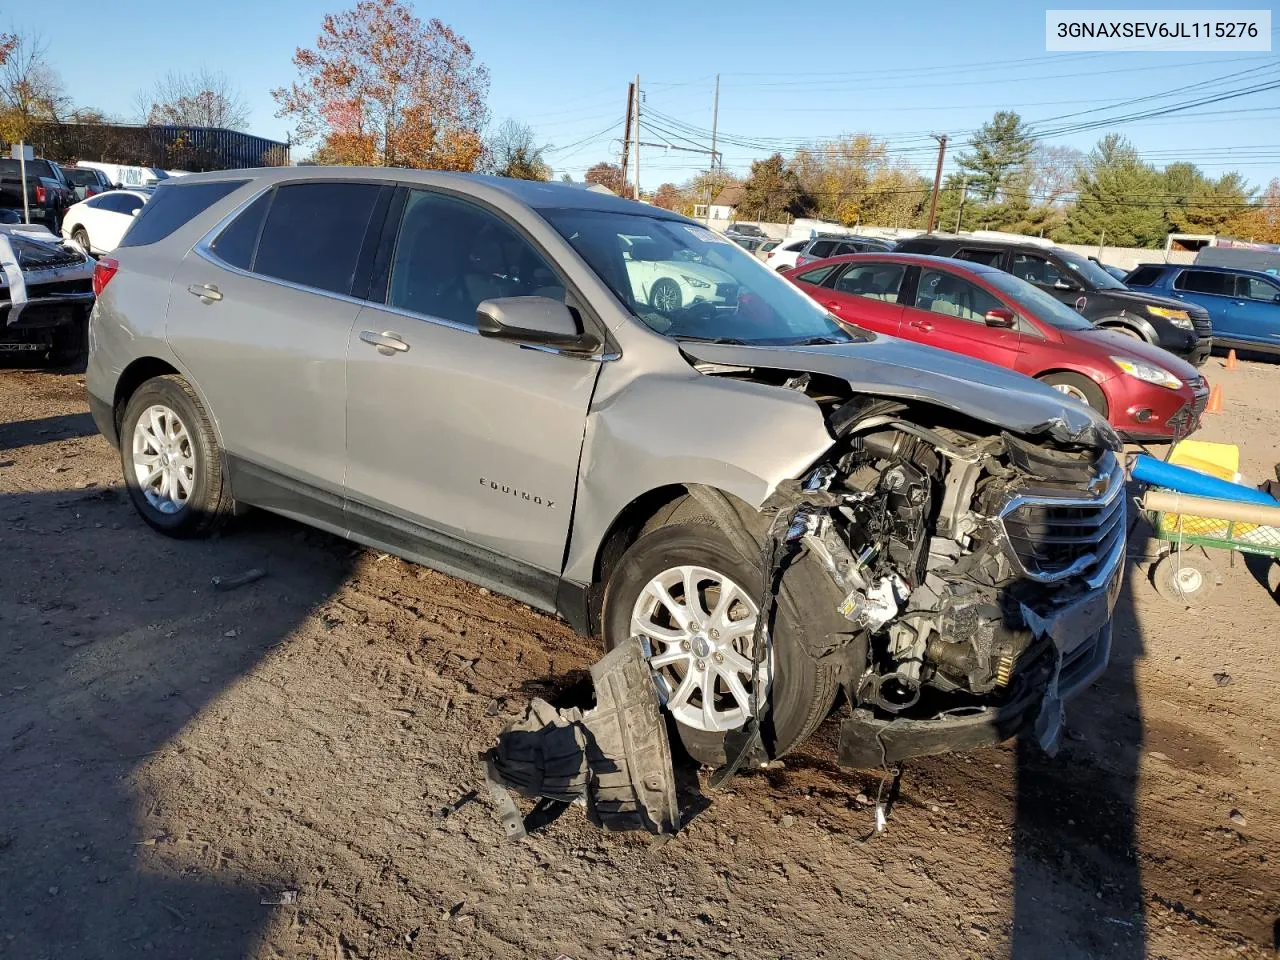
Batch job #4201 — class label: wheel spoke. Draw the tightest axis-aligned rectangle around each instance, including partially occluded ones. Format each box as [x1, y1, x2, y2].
[708, 580, 743, 629]
[649, 647, 690, 669]
[645, 580, 692, 630]
[631, 614, 685, 646]
[683, 567, 708, 621]
[721, 616, 757, 641]
[666, 670, 698, 713]
[721, 670, 754, 718]
[174, 468, 193, 497]
[148, 407, 165, 440]
[720, 647, 754, 677]
[138, 465, 163, 490]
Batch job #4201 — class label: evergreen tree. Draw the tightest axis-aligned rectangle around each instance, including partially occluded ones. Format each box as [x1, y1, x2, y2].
[740, 153, 802, 221]
[957, 111, 1036, 204]
[1064, 134, 1167, 247]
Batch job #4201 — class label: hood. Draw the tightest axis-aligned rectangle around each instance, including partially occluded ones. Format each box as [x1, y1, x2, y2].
[680, 337, 1121, 451]
[1075, 328, 1200, 382]
[1104, 286, 1211, 319]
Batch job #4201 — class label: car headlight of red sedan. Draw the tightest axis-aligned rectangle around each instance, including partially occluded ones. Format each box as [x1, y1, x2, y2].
[1110, 355, 1182, 390]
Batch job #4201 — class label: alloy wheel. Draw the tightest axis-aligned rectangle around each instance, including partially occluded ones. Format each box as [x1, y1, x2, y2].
[131, 404, 196, 515]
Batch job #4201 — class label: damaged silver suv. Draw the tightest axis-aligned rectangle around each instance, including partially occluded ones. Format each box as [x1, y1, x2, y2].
[86, 169, 1124, 769]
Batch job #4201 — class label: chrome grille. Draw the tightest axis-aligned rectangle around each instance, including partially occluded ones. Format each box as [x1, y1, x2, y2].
[999, 454, 1126, 584]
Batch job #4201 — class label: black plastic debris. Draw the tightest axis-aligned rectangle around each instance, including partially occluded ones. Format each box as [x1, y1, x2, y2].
[484, 638, 679, 837]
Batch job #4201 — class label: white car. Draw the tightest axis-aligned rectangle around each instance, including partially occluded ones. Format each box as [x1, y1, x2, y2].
[61, 190, 148, 255]
[622, 237, 738, 311]
[761, 238, 810, 272]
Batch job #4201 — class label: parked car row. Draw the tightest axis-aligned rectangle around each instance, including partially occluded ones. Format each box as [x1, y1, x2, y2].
[1125, 262, 1280, 357]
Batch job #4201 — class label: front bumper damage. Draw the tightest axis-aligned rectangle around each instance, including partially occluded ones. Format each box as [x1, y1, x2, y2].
[838, 566, 1120, 768]
[0, 228, 94, 356]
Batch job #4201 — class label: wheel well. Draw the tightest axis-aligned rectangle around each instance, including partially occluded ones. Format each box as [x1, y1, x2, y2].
[113, 357, 180, 431]
[1097, 316, 1150, 340]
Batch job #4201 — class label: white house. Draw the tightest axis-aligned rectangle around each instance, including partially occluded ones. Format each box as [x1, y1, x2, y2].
[693, 184, 745, 228]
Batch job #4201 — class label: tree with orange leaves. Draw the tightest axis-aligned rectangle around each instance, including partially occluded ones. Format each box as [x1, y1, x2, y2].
[273, 0, 489, 171]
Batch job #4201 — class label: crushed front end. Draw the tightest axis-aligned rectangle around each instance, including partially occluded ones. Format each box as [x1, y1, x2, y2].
[0, 228, 95, 361]
[790, 399, 1125, 767]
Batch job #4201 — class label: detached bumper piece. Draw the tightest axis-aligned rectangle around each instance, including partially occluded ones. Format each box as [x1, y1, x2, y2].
[484, 638, 679, 838]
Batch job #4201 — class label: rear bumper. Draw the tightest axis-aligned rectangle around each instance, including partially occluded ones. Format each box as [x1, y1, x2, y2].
[837, 557, 1122, 769]
[88, 390, 117, 448]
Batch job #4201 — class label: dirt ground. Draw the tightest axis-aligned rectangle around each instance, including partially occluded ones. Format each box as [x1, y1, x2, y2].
[1, 358, 1278, 960]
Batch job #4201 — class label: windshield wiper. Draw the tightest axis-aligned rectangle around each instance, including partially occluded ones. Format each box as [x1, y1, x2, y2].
[787, 335, 848, 345]
[673, 335, 751, 345]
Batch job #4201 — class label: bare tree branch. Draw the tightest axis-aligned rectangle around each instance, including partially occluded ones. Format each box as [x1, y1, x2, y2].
[136, 69, 251, 130]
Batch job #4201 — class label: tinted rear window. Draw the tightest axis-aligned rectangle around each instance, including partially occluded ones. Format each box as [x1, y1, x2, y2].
[211, 191, 272, 271]
[63, 169, 100, 186]
[118, 180, 245, 248]
[1174, 270, 1232, 296]
[809, 240, 837, 257]
[1125, 266, 1162, 287]
[897, 238, 941, 255]
[252, 182, 381, 296]
[0, 158, 55, 179]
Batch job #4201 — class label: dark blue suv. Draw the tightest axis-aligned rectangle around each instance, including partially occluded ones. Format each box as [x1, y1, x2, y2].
[1126, 263, 1280, 357]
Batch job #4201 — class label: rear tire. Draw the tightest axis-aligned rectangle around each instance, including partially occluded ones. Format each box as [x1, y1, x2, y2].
[70, 226, 90, 253]
[1039, 371, 1109, 417]
[119, 375, 234, 539]
[602, 511, 842, 767]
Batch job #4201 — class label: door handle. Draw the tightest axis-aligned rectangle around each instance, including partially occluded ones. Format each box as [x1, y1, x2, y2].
[359, 330, 410, 356]
[824, 300, 842, 312]
[187, 283, 222, 303]
[908, 319, 934, 332]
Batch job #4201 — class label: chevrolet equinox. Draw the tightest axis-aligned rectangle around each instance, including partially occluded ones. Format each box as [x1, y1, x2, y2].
[87, 169, 1125, 768]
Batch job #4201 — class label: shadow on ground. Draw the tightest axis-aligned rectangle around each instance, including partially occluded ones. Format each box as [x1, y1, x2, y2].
[0, 486, 355, 960]
[0, 412, 97, 452]
[1011, 523, 1147, 958]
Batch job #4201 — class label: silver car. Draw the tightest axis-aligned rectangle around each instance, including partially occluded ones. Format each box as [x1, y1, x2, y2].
[87, 168, 1124, 769]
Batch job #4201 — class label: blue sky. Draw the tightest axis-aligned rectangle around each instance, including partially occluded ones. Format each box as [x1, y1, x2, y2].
[13, 0, 1280, 189]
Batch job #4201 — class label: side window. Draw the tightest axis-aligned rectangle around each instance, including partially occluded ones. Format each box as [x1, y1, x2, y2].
[386, 190, 565, 327]
[122, 195, 146, 216]
[897, 239, 941, 255]
[210, 191, 272, 271]
[1174, 270, 1231, 296]
[833, 263, 906, 303]
[1242, 276, 1280, 301]
[1011, 252, 1067, 287]
[253, 182, 381, 297]
[1125, 266, 1161, 287]
[118, 180, 246, 248]
[914, 269, 1005, 323]
[783, 240, 807, 252]
[82, 195, 106, 210]
[808, 240, 836, 258]
[955, 247, 1003, 267]
[793, 264, 836, 286]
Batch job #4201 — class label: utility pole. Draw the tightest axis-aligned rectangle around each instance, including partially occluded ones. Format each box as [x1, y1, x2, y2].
[619, 81, 634, 189]
[632, 75, 640, 202]
[954, 175, 967, 233]
[926, 133, 948, 233]
[705, 74, 720, 226]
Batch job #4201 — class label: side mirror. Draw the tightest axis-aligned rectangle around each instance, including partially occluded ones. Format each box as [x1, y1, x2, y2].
[984, 308, 1016, 328]
[476, 296, 600, 355]
[1053, 278, 1079, 291]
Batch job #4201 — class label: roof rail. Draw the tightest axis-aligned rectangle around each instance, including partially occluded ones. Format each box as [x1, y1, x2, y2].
[968, 230, 1056, 248]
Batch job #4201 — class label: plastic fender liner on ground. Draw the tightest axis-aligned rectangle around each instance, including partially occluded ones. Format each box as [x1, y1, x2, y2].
[484, 637, 679, 836]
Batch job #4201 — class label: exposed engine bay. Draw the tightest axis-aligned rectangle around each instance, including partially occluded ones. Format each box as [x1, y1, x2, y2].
[682, 355, 1128, 765]
[783, 389, 1124, 757]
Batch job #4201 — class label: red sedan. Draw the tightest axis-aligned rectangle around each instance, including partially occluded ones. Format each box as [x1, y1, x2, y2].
[786, 253, 1209, 441]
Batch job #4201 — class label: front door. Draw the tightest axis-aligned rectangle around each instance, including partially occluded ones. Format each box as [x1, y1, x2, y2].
[1228, 273, 1280, 348]
[1172, 268, 1237, 336]
[344, 188, 602, 600]
[820, 260, 908, 335]
[167, 180, 387, 501]
[900, 266, 1022, 369]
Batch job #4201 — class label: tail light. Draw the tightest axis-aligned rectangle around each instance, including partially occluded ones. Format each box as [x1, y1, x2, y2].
[86, 187, 99, 198]
[35, 184, 46, 205]
[795, 255, 810, 267]
[93, 257, 119, 297]
[765, 250, 775, 259]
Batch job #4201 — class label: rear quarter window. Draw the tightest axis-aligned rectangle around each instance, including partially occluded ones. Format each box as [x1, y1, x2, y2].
[1125, 266, 1162, 287]
[896, 238, 941, 255]
[118, 180, 246, 248]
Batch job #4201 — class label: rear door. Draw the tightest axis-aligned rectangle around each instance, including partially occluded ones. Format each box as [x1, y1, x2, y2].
[820, 260, 907, 334]
[343, 187, 602, 596]
[900, 266, 1021, 368]
[167, 179, 388, 511]
[1171, 269, 1235, 333]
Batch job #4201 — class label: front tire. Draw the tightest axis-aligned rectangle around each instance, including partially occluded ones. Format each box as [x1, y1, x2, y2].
[602, 515, 841, 767]
[1039, 371, 1109, 416]
[119, 375, 234, 538]
[648, 277, 683, 313]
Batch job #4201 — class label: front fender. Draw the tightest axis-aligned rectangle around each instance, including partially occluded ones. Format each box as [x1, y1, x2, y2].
[1095, 312, 1157, 343]
[561, 369, 833, 584]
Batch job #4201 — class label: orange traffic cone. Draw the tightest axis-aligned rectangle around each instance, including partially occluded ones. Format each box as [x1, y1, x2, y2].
[1205, 383, 1224, 414]
[1225, 349, 1238, 370]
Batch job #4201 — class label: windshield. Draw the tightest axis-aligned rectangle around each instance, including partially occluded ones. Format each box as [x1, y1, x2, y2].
[544, 209, 857, 346]
[983, 270, 1096, 331]
[1058, 248, 1127, 290]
